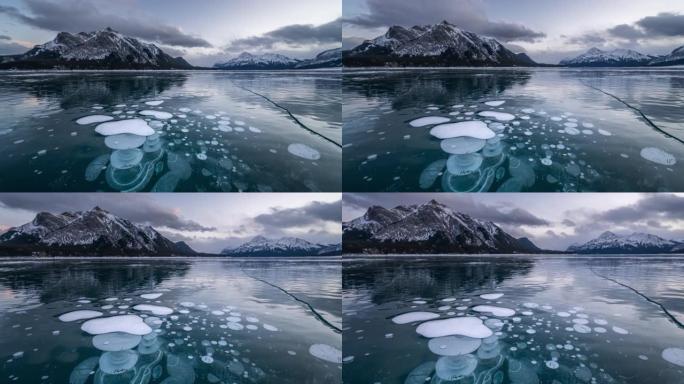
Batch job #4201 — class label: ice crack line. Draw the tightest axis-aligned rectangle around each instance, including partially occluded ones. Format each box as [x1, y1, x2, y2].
[231, 81, 342, 148]
[580, 80, 684, 145]
[241, 268, 342, 333]
[590, 267, 684, 329]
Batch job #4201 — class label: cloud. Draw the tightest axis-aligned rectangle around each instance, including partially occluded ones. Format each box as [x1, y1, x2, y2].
[344, 0, 545, 43]
[254, 200, 341, 229]
[0, 194, 215, 232]
[0, 0, 211, 48]
[342, 36, 367, 50]
[0, 35, 11, 40]
[607, 24, 645, 40]
[226, 18, 341, 52]
[592, 194, 684, 225]
[565, 33, 607, 46]
[0, 40, 29, 55]
[636, 12, 684, 37]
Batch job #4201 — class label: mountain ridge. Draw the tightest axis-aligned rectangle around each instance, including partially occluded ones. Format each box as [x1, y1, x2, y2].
[221, 235, 342, 256]
[213, 48, 342, 70]
[560, 45, 684, 67]
[567, 231, 682, 254]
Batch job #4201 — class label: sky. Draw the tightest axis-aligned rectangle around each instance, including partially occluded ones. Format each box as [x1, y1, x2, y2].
[0, 193, 342, 253]
[343, 0, 684, 64]
[343, 193, 684, 251]
[0, 0, 342, 66]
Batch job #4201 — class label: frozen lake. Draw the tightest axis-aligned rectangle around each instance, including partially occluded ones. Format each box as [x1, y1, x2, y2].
[0, 258, 341, 383]
[343, 68, 684, 192]
[0, 70, 341, 192]
[343, 255, 684, 384]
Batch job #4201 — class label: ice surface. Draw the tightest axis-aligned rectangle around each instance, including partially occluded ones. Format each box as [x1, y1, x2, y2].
[309, 344, 342, 364]
[640, 147, 676, 165]
[76, 115, 114, 125]
[58, 310, 103, 322]
[409, 116, 451, 127]
[288, 143, 321, 160]
[430, 121, 495, 140]
[472, 305, 515, 317]
[392, 311, 440, 324]
[81, 314, 152, 335]
[139, 110, 173, 120]
[478, 111, 515, 121]
[416, 317, 493, 339]
[133, 304, 173, 316]
[95, 119, 155, 136]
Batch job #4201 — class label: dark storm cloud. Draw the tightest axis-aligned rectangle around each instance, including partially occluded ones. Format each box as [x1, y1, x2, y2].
[636, 12, 684, 37]
[226, 18, 341, 51]
[344, 0, 545, 42]
[0, 194, 215, 232]
[590, 194, 684, 225]
[607, 24, 645, 40]
[0, 35, 11, 40]
[0, 0, 212, 48]
[253, 200, 341, 229]
[342, 36, 366, 50]
[565, 33, 607, 45]
[342, 194, 548, 227]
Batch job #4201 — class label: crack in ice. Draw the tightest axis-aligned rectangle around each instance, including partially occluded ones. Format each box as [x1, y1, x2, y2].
[231, 81, 342, 148]
[241, 267, 342, 333]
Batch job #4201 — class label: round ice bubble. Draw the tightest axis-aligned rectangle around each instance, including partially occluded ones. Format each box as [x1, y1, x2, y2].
[446, 153, 483, 176]
[428, 335, 481, 356]
[92, 332, 142, 352]
[440, 137, 486, 155]
[435, 354, 478, 380]
[309, 344, 342, 364]
[104, 134, 146, 150]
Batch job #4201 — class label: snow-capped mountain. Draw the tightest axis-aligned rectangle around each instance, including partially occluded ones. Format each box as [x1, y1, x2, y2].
[295, 48, 342, 69]
[567, 231, 681, 254]
[650, 45, 684, 66]
[560, 47, 653, 67]
[221, 235, 341, 257]
[0, 28, 193, 70]
[0, 207, 197, 256]
[343, 200, 540, 254]
[213, 52, 299, 70]
[343, 21, 536, 67]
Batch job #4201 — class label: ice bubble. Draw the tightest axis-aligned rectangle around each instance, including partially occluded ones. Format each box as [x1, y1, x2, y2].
[582, 129, 594, 135]
[404, 362, 436, 384]
[92, 332, 141, 351]
[139, 110, 173, 120]
[484, 100, 505, 107]
[598, 129, 612, 136]
[430, 121, 495, 139]
[99, 350, 138, 374]
[76, 115, 114, 125]
[263, 324, 278, 331]
[564, 122, 578, 128]
[564, 127, 580, 135]
[440, 137, 486, 154]
[472, 305, 515, 317]
[95, 119, 155, 136]
[435, 354, 478, 380]
[522, 108, 535, 114]
[478, 111, 515, 122]
[662, 348, 684, 367]
[545, 360, 559, 369]
[288, 143, 321, 160]
[594, 319, 608, 325]
[309, 344, 342, 364]
[140, 293, 163, 300]
[594, 327, 607, 333]
[201, 355, 214, 364]
[81, 314, 152, 335]
[484, 318, 504, 331]
[246, 324, 258, 330]
[419, 159, 447, 189]
[58, 310, 103, 322]
[428, 335, 482, 356]
[446, 153, 483, 176]
[179, 107, 191, 113]
[69, 357, 98, 384]
[110, 148, 143, 170]
[477, 335, 501, 360]
[573, 324, 591, 333]
[133, 304, 173, 316]
[416, 317, 493, 339]
[612, 326, 629, 334]
[227, 323, 244, 331]
[480, 293, 504, 300]
[409, 116, 450, 127]
[640, 147, 676, 165]
[145, 100, 164, 106]
[104, 133, 146, 150]
[523, 302, 539, 309]
[557, 312, 571, 317]
[541, 158, 552, 166]
[392, 311, 440, 324]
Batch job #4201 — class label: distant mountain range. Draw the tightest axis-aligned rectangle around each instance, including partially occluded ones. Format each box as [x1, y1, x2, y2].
[0, 207, 196, 256]
[0, 28, 193, 70]
[221, 235, 342, 257]
[343, 200, 541, 254]
[213, 48, 342, 70]
[560, 46, 684, 67]
[343, 21, 537, 67]
[567, 231, 683, 254]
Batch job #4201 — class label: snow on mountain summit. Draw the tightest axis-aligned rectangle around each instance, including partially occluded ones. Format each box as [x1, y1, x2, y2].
[221, 236, 341, 256]
[560, 47, 652, 66]
[567, 231, 680, 254]
[214, 52, 300, 69]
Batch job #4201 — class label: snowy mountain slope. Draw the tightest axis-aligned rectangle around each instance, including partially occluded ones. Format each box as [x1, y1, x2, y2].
[221, 235, 341, 256]
[0, 28, 193, 69]
[560, 47, 653, 66]
[343, 21, 536, 67]
[650, 45, 684, 66]
[213, 52, 300, 70]
[295, 48, 342, 69]
[342, 200, 539, 254]
[567, 231, 681, 254]
[0, 207, 197, 256]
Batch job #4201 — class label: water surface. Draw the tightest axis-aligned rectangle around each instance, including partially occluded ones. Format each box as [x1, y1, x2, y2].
[343, 68, 684, 192]
[343, 255, 684, 383]
[0, 257, 341, 383]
